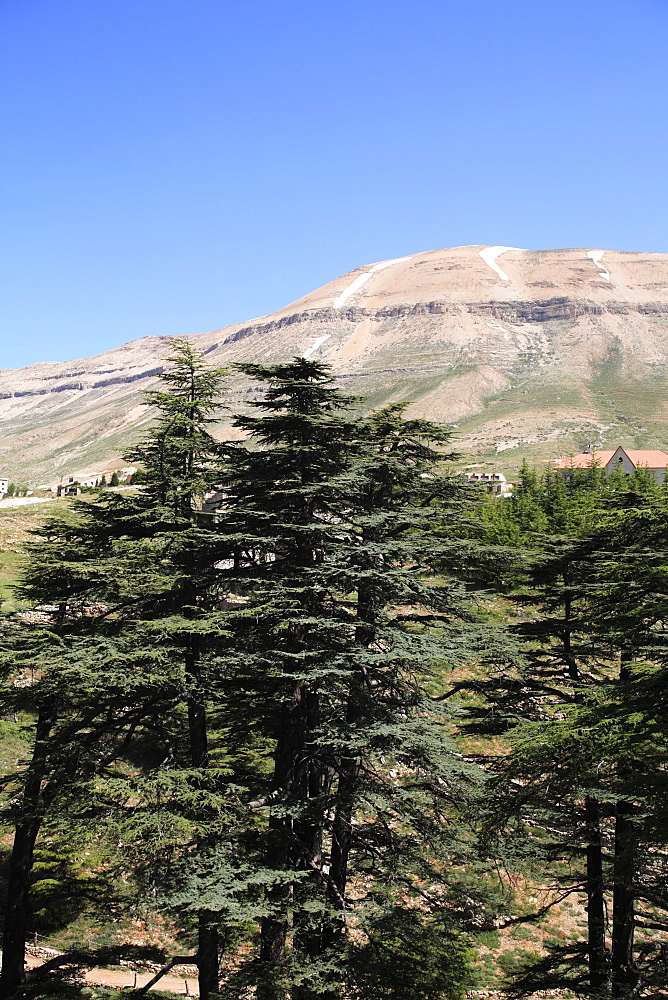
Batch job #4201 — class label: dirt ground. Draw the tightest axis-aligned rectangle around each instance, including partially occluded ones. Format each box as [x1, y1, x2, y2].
[25, 952, 199, 995]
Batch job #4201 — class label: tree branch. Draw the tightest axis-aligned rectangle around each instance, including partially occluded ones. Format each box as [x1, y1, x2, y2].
[135, 955, 197, 994]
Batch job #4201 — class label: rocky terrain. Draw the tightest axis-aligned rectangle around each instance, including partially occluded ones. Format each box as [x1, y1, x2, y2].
[2, 244, 668, 484]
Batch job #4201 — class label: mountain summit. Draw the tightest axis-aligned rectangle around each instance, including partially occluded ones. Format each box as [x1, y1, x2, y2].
[3, 245, 668, 483]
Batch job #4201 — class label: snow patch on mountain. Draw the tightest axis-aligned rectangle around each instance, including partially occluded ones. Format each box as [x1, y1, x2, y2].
[588, 250, 611, 281]
[479, 246, 523, 282]
[332, 255, 413, 309]
[302, 334, 331, 359]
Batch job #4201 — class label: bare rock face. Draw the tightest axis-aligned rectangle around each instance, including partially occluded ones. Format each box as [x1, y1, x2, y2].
[3, 245, 668, 484]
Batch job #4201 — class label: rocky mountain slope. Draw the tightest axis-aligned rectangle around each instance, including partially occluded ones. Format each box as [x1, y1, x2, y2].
[3, 244, 668, 485]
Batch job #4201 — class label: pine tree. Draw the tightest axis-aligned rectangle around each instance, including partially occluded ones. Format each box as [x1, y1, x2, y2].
[0, 347, 513, 999]
[120, 338, 232, 999]
[0, 340, 234, 1000]
[477, 470, 668, 997]
[0, 603, 189, 997]
[209, 361, 500, 999]
[578, 496, 668, 996]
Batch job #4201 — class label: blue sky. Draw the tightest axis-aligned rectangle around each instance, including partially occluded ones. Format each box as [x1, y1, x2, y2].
[2, 0, 668, 370]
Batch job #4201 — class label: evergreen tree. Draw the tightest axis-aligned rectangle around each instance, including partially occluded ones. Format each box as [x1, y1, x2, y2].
[209, 361, 500, 999]
[0, 347, 521, 999]
[120, 338, 232, 999]
[476, 469, 668, 997]
[578, 496, 668, 995]
[0, 340, 234, 1000]
[0, 604, 188, 996]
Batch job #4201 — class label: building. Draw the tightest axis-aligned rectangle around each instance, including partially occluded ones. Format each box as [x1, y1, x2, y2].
[57, 474, 100, 497]
[0, 478, 8, 495]
[556, 446, 668, 483]
[463, 472, 514, 496]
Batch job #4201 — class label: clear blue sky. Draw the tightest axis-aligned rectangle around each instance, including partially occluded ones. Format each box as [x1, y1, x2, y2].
[2, 0, 668, 370]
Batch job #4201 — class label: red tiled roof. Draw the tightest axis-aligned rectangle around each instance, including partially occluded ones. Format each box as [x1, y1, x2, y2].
[620, 449, 668, 467]
[556, 448, 668, 470]
[555, 451, 615, 469]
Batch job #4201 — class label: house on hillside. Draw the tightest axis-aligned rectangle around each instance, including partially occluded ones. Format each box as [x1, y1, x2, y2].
[463, 472, 514, 496]
[556, 446, 668, 483]
[0, 479, 8, 496]
[57, 474, 100, 497]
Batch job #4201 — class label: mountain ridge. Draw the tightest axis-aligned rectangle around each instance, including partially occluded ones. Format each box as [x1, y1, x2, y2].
[3, 244, 668, 484]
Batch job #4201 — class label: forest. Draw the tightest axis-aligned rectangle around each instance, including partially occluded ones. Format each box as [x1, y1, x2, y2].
[0, 340, 666, 1000]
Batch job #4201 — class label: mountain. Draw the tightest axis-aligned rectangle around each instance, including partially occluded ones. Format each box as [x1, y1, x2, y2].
[3, 244, 668, 485]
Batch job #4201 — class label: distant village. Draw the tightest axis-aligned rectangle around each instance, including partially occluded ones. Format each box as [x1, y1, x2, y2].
[2, 446, 668, 508]
[0, 467, 138, 502]
[53, 467, 138, 497]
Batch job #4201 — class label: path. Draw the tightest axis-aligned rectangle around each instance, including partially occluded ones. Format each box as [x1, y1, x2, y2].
[0, 496, 56, 509]
[24, 952, 199, 995]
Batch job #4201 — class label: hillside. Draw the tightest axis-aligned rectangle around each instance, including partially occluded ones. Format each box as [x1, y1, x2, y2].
[2, 244, 668, 484]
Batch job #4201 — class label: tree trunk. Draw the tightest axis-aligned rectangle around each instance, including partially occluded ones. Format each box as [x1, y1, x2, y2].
[258, 714, 301, 1000]
[186, 641, 219, 1000]
[0, 817, 41, 998]
[197, 920, 219, 1000]
[325, 676, 363, 953]
[328, 756, 357, 914]
[611, 651, 637, 998]
[319, 571, 374, 964]
[291, 688, 330, 990]
[585, 796, 608, 991]
[315, 584, 373, 992]
[0, 703, 56, 1000]
[611, 802, 636, 998]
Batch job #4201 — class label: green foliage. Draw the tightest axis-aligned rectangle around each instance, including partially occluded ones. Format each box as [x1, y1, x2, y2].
[16, 988, 183, 1000]
[197, 361, 504, 997]
[509, 924, 536, 942]
[471, 468, 668, 997]
[347, 906, 473, 1000]
[7, 348, 668, 999]
[127, 337, 228, 516]
[29, 840, 109, 935]
[475, 930, 501, 950]
[483, 460, 664, 548]
[499, 943, 589, 998]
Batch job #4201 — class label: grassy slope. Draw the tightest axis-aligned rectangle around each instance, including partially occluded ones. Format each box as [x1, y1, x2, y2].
[0, 500, 71, 609]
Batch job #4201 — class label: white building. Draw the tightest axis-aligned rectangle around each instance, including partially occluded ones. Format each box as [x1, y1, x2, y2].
[463, 472, 514, 496]
[0, 478, 8, 495]
[57, 474, 100, 497]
